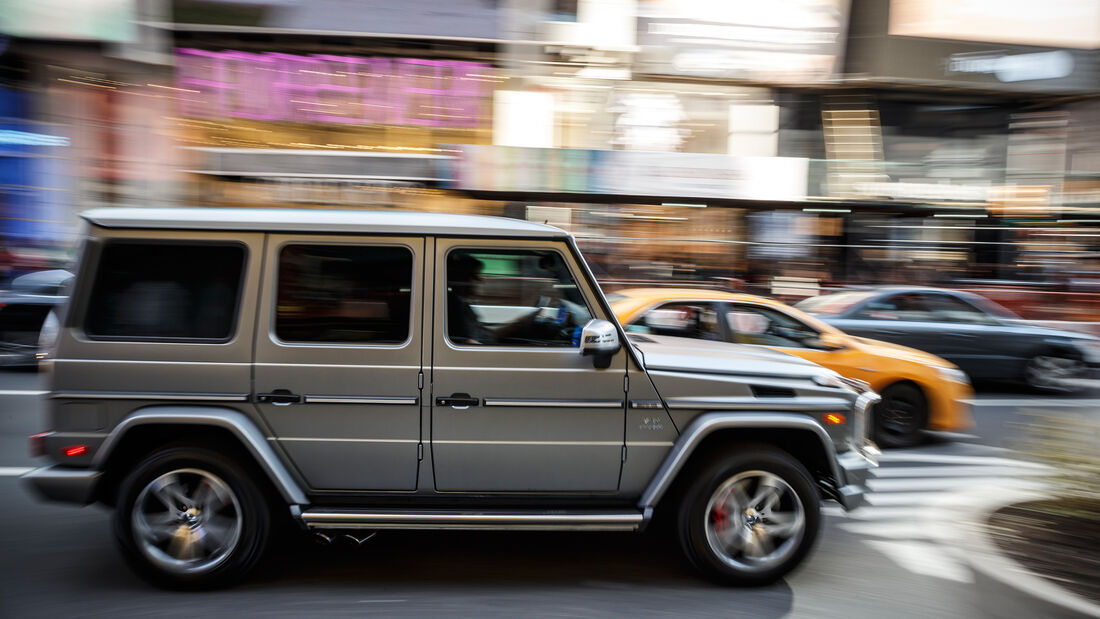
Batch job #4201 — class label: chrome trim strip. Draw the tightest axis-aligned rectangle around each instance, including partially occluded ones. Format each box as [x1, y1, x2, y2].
[303, 396, 419, 405]
[299, 510, 644, 531]
[51, 391, 249, 402]
[638, 412, 853, 512]
[629, 400, 664, 409]
[663, 397, 851, 411]
[433, 440, 623, 446]
[93, 408, 308, 505]
[275, 437, 419, 444]
[482, 398, 623, 408]
[626, 441, 675, 447]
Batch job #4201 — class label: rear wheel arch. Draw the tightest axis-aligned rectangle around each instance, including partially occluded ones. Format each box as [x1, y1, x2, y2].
[93, 408, 306, 509]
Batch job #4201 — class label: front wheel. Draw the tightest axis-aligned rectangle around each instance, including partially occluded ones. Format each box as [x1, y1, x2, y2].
[676, 446, 820, 586]
[873, 382, 928, 449]
[1024, 353, 1086, 393]
[113, 446, 271, 589]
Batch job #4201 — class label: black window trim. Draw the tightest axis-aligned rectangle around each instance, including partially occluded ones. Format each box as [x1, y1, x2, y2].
[81, 239, 249, 344]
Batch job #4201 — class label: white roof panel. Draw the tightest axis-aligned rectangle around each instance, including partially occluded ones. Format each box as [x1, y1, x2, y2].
[81, 208, 567, 238]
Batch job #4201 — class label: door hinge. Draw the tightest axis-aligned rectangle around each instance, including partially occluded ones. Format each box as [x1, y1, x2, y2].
[418, 443, 423, 461]
[623, 374, 630, 393]
[418, 371, 424, 390]
[621, 445, 628, 462]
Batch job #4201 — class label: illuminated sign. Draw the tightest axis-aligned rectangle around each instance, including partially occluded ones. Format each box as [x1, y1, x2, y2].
[175, 49, 495, 127]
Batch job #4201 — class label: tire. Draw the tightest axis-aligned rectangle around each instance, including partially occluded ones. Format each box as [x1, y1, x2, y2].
[873, 382, 928, 449]
[113, 446, 271, 589]
[1024, 352, 1086, 393]
[676, 446, 821, 586]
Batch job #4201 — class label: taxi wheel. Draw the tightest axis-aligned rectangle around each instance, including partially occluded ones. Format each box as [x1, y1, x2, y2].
[873, 383, 927, 449]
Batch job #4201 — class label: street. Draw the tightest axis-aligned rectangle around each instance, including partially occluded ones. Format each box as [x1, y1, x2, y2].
[0, 371, 1096, 618]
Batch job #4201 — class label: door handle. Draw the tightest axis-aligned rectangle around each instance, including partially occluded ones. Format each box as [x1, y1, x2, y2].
[256, 389, 303, 406]
[436, 393, 480, 409]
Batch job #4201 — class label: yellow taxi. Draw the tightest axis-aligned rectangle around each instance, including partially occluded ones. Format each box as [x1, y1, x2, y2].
[609, 288, 973, 447]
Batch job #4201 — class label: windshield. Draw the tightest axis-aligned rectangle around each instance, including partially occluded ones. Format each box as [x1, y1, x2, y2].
[604, 292, 628, 304]
[794, 291, 877, 315]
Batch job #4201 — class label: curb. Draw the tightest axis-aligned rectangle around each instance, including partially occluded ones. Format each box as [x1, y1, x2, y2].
[936, 486, 1100, 618]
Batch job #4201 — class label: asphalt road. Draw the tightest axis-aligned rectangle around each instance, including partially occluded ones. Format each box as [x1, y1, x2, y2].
[0, 371, 1095, 618]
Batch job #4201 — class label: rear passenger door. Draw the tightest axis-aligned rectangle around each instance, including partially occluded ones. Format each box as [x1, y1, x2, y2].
[253, 235, 425, 492]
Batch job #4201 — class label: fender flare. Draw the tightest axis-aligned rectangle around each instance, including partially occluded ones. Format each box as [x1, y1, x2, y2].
[638, 412, 844, 512]
[92, 406, 309, 506]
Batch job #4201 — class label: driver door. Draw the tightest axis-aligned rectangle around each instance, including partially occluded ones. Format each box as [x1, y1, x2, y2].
[428, 238, 627, 493]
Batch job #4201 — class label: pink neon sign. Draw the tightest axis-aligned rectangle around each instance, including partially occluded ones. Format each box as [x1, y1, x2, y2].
[175, 49, 493, 127]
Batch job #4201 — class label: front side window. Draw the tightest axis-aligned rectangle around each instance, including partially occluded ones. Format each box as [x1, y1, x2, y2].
[627, 302, 721, 341]
[923, 294, 999, 325]
[276, 244, 413, 344]
[84, 242, 244, 341]
[446, 248, 592, 347]
[726, 304, 828, 350]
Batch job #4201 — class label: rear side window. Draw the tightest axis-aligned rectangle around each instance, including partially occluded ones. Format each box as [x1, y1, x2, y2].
[85, 242, 245, 341]
[276, 244, 413, 344]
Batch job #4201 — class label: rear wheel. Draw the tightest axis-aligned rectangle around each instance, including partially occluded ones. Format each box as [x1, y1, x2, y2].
[677, 446, 820, 586]
[873, 382, 927, 448]
[113, 446, 271, 589]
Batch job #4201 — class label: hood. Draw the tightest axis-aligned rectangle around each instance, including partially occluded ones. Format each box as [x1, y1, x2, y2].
[849, 336, 954, 367]
[629, 334, 830, 381]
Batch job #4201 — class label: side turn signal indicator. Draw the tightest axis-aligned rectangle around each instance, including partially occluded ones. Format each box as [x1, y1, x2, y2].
[823, 413, 847, 425]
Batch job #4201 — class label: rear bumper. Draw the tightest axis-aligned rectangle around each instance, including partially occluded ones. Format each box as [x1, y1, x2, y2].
[21, 465, 100, 505]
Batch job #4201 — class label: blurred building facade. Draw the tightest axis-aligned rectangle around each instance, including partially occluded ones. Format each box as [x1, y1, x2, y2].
[1, 0, 1099, 317]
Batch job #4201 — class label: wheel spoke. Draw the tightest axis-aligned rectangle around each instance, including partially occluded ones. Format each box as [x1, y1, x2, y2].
[744, 527, 774, 558]
[167, 527, 202, 561]
[762, 510, 804, 538]
[150, 474, 191, 511]
[201, 514, 237, 552]
[194, 477, 232, 513]
[748, 476, 782, 510]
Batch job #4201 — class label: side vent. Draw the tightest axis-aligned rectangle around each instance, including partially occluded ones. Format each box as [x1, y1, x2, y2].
[751, 385, 795, 398]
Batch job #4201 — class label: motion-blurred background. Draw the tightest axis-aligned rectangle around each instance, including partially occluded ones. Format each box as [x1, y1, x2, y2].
[1, 0, 1098, 316]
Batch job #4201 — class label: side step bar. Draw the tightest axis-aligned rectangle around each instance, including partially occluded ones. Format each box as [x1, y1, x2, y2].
[297, 507, 650, 531]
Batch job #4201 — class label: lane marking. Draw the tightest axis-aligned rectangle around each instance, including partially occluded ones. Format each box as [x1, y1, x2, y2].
[0, 390, 46, 396]
[0, 467, 33, 476]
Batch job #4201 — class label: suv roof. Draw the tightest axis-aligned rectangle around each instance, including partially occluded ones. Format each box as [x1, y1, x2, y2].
[82, 208, 567, 238]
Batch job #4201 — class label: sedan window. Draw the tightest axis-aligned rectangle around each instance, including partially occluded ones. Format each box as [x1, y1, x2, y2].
[628, 302, 722, 341]
[922, 294, 1000, 326]
[852, 294, 934, 322]
[726, 304, 829, 350]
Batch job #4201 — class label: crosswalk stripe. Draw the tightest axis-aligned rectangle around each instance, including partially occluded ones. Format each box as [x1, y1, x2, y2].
[872, 465, 1048, 478]
[866, 491, 967, 506]
[875, 452, 1046, 468]
[837, 521, 940, 539]
[0, 390, 46, 396]
[0, 467, 32, 476]
[867, 476, 1045, 492]
[966, 398, 1100, 407]
[864, 540, 973, 583]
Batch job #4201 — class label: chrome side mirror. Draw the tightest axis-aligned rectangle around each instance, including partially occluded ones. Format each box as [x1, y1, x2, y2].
[579, 319, 620, 369]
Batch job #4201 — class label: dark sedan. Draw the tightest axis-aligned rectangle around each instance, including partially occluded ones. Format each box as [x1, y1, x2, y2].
[795, 287, 1100, 391]
[0, 269, 71, 368]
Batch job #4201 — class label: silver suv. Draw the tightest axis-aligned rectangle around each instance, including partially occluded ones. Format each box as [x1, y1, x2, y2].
[23, 207, 878, 588]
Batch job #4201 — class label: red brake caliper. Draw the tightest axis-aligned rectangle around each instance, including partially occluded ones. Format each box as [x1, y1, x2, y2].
[711, 504, 729, 532]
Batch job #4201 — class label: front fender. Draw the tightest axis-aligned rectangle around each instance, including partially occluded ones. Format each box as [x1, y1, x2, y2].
[638, 412, 867, 511]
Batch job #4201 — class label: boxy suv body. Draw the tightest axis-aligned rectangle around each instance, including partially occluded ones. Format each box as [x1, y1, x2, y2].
[24, 208, 878, 588]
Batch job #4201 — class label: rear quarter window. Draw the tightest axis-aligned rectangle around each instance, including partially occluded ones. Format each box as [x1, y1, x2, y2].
[84, 242, 245, 341]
